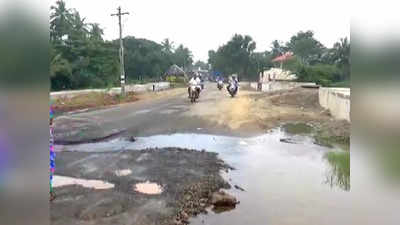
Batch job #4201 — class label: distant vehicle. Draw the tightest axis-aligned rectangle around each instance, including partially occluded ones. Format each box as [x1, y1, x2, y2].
[217, 80, 223, 90]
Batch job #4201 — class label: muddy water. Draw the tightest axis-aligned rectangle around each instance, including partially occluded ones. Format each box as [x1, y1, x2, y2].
[57, 128, 356, 224]
[56, 128, 400, 224]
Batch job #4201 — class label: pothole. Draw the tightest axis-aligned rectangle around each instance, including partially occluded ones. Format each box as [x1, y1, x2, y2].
[133, 181, 163, 194]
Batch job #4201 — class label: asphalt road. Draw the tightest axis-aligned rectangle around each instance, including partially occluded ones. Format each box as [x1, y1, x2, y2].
[54, 82, 261, 144]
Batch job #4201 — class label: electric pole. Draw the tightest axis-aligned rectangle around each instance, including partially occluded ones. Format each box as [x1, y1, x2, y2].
[111, 6, 129, 96]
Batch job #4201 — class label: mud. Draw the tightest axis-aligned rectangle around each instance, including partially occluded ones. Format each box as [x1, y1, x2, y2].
[51, 147, 231, 225]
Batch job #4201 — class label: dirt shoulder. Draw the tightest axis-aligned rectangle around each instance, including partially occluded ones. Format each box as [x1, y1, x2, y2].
[52, 88, 186, 114]
[51, 148, 231, 225]
[185, 87, 350, 148]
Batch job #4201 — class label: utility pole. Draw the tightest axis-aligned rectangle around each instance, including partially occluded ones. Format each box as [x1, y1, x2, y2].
[111, 6, 129, 96]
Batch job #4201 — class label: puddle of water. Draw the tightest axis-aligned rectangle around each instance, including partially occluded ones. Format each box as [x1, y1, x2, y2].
[56, 131, 400, 224]
[134, 181, 163, 194]
[53, 175, 114, 189]
[115, 169, 132, 177]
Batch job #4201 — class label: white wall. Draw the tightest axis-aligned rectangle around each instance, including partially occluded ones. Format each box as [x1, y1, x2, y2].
[249, 81, 316, 92]
[319, 87, 350, 122]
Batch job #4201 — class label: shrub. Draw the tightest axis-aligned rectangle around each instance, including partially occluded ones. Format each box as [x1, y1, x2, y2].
[296, 64, 340, 87]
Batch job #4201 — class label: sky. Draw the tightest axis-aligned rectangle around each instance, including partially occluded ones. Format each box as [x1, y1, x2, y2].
[53, 0, 350, 62]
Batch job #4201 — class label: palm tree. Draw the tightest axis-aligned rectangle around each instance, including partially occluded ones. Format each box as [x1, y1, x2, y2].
[332, 37, 350, 79]
[70, 10, 89, 40]
[50, 0, 72, 42]
[89, 23, 104, 41]
[161, 38, 174, 53]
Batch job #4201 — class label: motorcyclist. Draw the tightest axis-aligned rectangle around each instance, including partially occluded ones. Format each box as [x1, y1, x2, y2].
[227, 76, 239, 93]
[188, 74, 201, 98]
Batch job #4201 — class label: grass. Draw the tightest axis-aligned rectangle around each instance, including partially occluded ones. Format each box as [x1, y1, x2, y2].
[324, 151, 350, 191]
[282, 123, 313, 135]
[313, 134, 350, 150]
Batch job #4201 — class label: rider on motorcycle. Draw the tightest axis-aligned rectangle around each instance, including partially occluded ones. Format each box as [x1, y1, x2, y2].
[188, 74, 201, 98]
[227, 76, 239, 91]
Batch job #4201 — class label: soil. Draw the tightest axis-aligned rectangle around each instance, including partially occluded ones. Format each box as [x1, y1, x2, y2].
[52, 88, 187, 114]
[53, 92, 139, 113]
[51, 148, 231, 225]
[184, 87, 350, 147]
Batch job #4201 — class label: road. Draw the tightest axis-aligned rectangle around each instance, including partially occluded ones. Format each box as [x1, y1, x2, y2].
[51, 83, 358, 225]
[54, 82, 266, 144]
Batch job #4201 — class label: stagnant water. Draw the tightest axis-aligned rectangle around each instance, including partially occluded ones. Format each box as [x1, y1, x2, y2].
[56, 128, 399, 225]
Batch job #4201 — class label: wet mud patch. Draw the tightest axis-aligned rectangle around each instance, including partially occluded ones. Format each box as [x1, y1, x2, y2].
[51, 148, 232, 225]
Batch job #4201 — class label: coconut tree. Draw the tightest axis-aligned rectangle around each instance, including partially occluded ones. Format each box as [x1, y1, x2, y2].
[50, 0, 72, 42]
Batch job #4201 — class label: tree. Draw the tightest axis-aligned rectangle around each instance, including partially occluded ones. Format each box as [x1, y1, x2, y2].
[332, 37, 350, 80]
[50, 0, 72, 42]
[89, 23, 104, 41]
[173, 44, 193, 69]
[251, 51, 273, 77]
[194, 60, 208, 70]
[50, 0, 119, 90]
[270, 40, 287, 58]
[286, 30, 325, 65]
[161, 38, 174, 54]
[208, 34, 256, 79]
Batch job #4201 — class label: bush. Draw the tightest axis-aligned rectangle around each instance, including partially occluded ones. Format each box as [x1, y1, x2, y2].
[296, 64, 340, 87]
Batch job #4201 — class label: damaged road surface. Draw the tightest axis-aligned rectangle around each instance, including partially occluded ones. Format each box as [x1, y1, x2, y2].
[51, 84, 362, 225]
[51, 148, 231, 225]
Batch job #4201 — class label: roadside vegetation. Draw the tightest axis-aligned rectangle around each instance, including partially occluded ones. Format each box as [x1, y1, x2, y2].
[208, 31, 350, 86]
[50, 1, 350, 92]
[324, 151, 350, 191]
[50, 0, 194, 91]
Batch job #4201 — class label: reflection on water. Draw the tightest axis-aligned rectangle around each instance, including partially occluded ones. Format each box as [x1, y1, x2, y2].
[324, 151, 350, 191]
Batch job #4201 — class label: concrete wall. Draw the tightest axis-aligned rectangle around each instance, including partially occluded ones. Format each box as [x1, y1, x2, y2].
[249, 81, 316, 92]
[319, 87, 350, 122]
[50, 82, 170, 100]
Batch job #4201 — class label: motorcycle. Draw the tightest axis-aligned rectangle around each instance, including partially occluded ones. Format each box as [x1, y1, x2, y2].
[217, 80, 223, 90]
[189, 85, 200, 103]
[227, 81, 238, 97]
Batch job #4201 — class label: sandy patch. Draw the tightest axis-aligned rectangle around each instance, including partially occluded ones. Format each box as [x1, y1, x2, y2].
[53, 175, 114, 189]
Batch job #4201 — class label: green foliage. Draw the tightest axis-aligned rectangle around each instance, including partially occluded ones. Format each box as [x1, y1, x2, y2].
[50, 0, 193, 91]
[296, 64, 341, 86]
[208, 34, 258, 80]
[286, 31, 325, 65]
[50, 0, 119, 91]
[324, 151, 350, 191]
